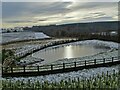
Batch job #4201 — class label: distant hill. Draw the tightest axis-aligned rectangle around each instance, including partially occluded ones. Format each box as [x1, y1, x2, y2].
[23, 21, 119, 37]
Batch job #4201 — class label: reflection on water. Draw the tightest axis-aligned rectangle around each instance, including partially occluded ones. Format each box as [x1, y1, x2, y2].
[64, 45, 73, 58]
[32, 45, 109, 64]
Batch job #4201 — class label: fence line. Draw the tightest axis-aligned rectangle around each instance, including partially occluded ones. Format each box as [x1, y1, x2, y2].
[2, 56, 119, 74]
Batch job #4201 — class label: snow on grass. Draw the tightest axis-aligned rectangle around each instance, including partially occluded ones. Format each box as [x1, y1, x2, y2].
[42, 40, 118, 51]
[35, 32, 49, 39]
[14, 45, 42, 56]
[2, 40, 120, 83]
[3, 65, 119, 83]
[17, 56, 44, 66]
[2, 32, 50, 44]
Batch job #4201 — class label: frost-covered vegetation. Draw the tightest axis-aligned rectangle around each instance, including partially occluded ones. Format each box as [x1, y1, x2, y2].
[2, 70, 119, 89]
[2, 49, 16, 67]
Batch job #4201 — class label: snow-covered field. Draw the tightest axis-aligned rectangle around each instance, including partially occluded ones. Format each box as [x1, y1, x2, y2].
[1, 32, 50, 44]
[1, 40, 120, 83]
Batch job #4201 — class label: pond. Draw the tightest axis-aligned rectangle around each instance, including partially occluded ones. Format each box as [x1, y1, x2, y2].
[32, 45, 110, 64]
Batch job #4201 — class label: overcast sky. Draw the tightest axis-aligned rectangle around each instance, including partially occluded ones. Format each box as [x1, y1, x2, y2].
[1, 1, 119, 28]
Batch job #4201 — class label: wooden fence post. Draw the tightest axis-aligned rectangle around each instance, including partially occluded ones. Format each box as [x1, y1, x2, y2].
[103, 58, 105, 64]
[112, 57, 114, 62]
[85, 60, 86, 66]
[51, 65, 53, 70]
[63, 63, 65, 69]
[37, 66, 39, 72]
[94, 59, 96, 65]
[74, 62, 76, 68]
[23, 66, 25, 72]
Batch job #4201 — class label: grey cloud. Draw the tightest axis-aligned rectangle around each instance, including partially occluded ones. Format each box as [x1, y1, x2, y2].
[32, 2, 71, 17]
[38, 19, 47, 21]
[90, 12, 106, 16]
[2, 2, 118, 27]
[81, 16, 115, 22]
[5, 20, 36, 23]
[2, 2, 31, 18]
[2, 2, 71, 18]
[68, 2, 117, 12]
[2, 2, 73, 24]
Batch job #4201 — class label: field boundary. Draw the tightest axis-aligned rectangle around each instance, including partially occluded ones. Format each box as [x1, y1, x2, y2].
[2, 56, 120, 77]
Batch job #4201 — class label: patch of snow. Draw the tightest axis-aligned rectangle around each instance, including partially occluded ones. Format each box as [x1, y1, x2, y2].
[2, 32, 50, 44]
[35, 32, 49, 39]
[43, 40, 118, 50]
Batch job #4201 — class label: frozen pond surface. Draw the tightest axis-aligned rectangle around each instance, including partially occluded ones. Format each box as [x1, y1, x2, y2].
[32, 45, 109, 64]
